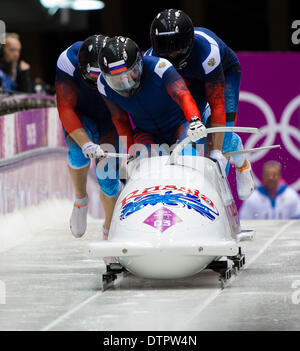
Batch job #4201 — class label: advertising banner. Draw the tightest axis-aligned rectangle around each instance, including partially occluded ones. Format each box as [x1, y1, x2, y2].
[15, 109, 48, 152]
[0, 106, 65, 159]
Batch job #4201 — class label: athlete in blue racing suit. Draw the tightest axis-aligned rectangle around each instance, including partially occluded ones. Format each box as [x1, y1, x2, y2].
[56, 35, 122, 238]
[97, 36, 208, 161]
[147, 9, 254, 200]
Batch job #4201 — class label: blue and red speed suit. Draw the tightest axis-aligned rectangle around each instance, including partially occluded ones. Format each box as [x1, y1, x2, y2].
[145, 27, 244, 165]
[55, 41, 121, 197]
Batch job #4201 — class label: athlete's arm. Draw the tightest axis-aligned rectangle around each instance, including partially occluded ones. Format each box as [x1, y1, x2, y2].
[103, 97, 134, 152]
[55, 77, 91, 147]
[165, 76, 201, 122]
[205, 68, 226, 151]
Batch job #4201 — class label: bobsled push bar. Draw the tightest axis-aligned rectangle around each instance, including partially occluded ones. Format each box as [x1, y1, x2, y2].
[223, 144, 281, 157]
[204, 126, 262, 135]
[103, 152, 130, 158]
[102, 128, 261, 159]
[101, 128, 280, 159]
[169, 126, 262, 165]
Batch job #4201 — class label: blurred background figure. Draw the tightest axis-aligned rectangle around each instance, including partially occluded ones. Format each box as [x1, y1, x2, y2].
[0, 32, 33, 93]
[32, 77, 55, 94]
[240, 161, 300, 219]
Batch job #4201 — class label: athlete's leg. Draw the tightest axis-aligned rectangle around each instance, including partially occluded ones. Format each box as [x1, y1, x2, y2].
[66, 131, 91, 238]
[99, 189, 120, 237]
[96, 128, 123, 236]
[223, 65, 254, 199]
[223, 64, 245, 166]
[68, 115, 117, 238]
[68, 163, 89, 199]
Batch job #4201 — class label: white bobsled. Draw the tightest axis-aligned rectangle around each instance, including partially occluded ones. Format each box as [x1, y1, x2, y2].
[87, 133, 259, 283]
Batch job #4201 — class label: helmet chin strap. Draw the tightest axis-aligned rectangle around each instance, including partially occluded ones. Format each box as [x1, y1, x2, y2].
[177, 60, 188, 70]
[169, 55, 187, 70]
[82, 75, 98, 90]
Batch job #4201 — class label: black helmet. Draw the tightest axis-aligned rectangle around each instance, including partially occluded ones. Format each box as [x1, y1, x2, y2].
[98, 36, 143, 97]
[150, 9, 194, 69]
[78, 34, 108, 89]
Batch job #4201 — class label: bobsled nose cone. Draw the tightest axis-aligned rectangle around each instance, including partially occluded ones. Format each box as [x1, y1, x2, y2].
[120, 254, 215, 279]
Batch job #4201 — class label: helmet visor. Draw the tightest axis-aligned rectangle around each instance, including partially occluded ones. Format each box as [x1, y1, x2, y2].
[103, 60, 142, 96]
[154, 32, 191, 56]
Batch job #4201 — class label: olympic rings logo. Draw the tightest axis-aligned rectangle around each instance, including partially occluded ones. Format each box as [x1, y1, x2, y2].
[239, 92, 300, 190]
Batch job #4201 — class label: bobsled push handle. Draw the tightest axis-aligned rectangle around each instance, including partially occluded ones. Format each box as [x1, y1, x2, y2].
[103, 152, 130, 158]
[223, 144, 281, 157]
[168, 126, 262, 165]
[168, 136, 191, 165]
[206, 126, 262, 135]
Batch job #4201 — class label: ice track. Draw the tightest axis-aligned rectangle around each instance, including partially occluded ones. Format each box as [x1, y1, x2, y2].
[0, 201, 300, 331]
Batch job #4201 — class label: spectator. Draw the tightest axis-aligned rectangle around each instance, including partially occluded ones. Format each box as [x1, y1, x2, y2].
[0, 33, 32, 93]
[240, 161, 300, 219]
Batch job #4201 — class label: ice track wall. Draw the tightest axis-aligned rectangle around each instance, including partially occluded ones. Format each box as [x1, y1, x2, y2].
[0, 95, 104, 218]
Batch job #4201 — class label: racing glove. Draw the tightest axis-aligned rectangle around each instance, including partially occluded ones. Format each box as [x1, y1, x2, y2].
[209, 149, 228, 176]
[187, 117, 207, 142]
[82, 142, 106, 159]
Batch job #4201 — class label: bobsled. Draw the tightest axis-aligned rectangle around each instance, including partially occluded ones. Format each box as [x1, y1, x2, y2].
[88, 128, 278, 288]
